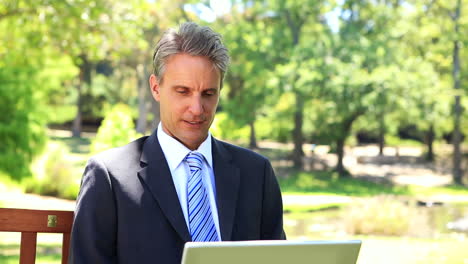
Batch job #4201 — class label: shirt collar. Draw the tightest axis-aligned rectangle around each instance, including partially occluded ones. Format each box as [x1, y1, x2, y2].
[157, 122, 213, 170]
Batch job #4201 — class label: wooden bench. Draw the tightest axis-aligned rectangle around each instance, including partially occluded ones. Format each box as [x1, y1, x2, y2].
[0, 208, 74, 264]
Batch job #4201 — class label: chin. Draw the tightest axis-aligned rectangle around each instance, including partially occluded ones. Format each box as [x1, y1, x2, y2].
[183, 134, 208, 146]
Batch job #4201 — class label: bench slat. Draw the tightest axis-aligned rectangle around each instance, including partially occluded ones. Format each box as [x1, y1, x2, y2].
[0, 208, 73, 233]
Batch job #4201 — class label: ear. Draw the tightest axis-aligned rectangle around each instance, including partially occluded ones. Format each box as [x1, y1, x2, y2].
[149, 74, 161, 102]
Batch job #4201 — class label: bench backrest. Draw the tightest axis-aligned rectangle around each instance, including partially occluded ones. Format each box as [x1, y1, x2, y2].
[0, 208, 74, 264]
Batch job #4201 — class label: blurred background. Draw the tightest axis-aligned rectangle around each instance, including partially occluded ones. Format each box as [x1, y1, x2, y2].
[1, 0, 467, 263]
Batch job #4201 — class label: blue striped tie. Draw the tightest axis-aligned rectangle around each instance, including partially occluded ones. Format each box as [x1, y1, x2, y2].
[186, 152, 219, 242]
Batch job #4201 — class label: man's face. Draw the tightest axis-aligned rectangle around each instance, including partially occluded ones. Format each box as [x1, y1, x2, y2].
[150, 53, 221, 150]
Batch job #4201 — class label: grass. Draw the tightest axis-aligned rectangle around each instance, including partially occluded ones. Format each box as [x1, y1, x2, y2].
[48, 135, 91, 155]
[385, 135, 424, 147]
[0, 244, 62, 264]
[2, 237, 465, 264]
[283, 202, 345, 213]
[279, 170, 468, 198]
[356, 236, 468, 264]
[279, 170, 410, 196]
[279, 170, 468, 212]
[409, 184, 468, 197]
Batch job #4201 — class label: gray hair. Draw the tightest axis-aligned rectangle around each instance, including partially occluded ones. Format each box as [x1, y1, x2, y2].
[152, 22, 230, 87]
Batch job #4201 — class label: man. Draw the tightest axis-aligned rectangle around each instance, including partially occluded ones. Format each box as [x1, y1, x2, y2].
[69, 22, 285, 264]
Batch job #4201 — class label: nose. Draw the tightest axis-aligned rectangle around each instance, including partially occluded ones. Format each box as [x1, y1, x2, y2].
[189, 95, 204, 116]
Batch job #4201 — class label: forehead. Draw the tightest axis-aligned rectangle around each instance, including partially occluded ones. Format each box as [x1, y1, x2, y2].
[162, 53, 221, 88]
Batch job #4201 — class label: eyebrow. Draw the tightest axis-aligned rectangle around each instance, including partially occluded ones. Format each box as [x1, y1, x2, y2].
[204, 88, 219, 92]
[172, 85, 190, 90]
[172, 85, 219, 91]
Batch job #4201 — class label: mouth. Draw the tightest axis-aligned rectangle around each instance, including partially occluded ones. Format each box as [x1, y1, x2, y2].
[184, 120, 205, 126]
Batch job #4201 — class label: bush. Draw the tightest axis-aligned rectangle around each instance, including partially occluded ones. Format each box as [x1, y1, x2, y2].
[90, 103, 142, 153]
[343, 196, 416, 236]
[0, 62, 47, 180]
[0, 170, 22, 193]
[24, 141, 78, 199]
[211, 112, 250, 142]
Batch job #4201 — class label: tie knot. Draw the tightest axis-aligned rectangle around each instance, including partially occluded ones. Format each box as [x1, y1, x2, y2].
[186, 151, 204, 170]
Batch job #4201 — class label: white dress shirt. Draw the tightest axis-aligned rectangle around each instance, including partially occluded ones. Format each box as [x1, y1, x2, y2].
[157, 123, 222, 240]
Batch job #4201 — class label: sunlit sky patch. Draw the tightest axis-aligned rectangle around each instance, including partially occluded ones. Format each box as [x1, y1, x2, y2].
[179, 0, 349, 33]
[183, 0, 232, 23]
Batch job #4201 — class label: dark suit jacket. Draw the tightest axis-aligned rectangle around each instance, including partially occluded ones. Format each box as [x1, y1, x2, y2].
[69, 131, 285, 264]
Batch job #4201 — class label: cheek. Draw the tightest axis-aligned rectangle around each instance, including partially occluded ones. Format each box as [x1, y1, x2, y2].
[169, 102, 187, 117]
[205, 97, 219, 110]
[209, 100, 219, 113]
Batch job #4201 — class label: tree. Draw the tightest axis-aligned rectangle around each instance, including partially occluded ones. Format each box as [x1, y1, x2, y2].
[451, 0, 464, 184]
[0, 1, 76, 179]
[213, 1, 284, 149]
[415, 0, 467, 184]
[394, 2, 453, 161]
[0, 0, 146, 178]
[311, 0, 415, 176]
[266, 0, 332, 168]
[29, 0, 147, 137]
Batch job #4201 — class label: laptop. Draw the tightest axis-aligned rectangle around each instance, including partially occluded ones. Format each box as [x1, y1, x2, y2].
[181, 240, 362, 264]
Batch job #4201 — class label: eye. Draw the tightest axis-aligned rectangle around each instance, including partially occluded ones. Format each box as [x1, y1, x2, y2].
[176, 88, 189, 94]
[203, 89, 218, 97]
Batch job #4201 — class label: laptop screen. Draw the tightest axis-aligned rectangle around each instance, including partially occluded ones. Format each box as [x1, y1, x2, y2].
[181, 240, 362, 264]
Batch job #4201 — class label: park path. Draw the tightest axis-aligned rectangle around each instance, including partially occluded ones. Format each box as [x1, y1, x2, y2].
[263, 141, 458, 187]
[0, 185, 75, 211]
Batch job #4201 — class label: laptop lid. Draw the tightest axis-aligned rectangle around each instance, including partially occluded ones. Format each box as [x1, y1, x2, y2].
[181, 240, 362, 264]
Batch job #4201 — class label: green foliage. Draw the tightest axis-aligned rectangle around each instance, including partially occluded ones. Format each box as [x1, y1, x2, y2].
[0, 1, 84, 180]
[1, 0, 466, 183]
[256, 115, 292, 143]
[47, 105, 77, 124]
[0, 56, 47, 180]
[40, 55, 79, 124]
[24, 141, 78, 199]
[211, 112, 250, 142]
[0, 170, 22, 194]
[385, 135, 424, 147]
[91, 103, 142, 153]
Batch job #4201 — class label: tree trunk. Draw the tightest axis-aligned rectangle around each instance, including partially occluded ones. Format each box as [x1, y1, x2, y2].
[425, 124, 435, 162]
[292, 93, 304, 169]
[378, 112, 385, 156]
[72, 55, 91, 138]
[335, 111, 365, 178]
[249, 120, 258, 149]
[336, 137, 347, 177]
[452, 0, 463, 185]
[285, 9, 304, 169]
[72, 81, 82, 137]
[136, 64, 149, 134]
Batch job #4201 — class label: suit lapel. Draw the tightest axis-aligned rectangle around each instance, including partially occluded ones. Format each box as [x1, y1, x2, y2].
[212, 138, 240, 241]
[138, 132, 191, 242]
